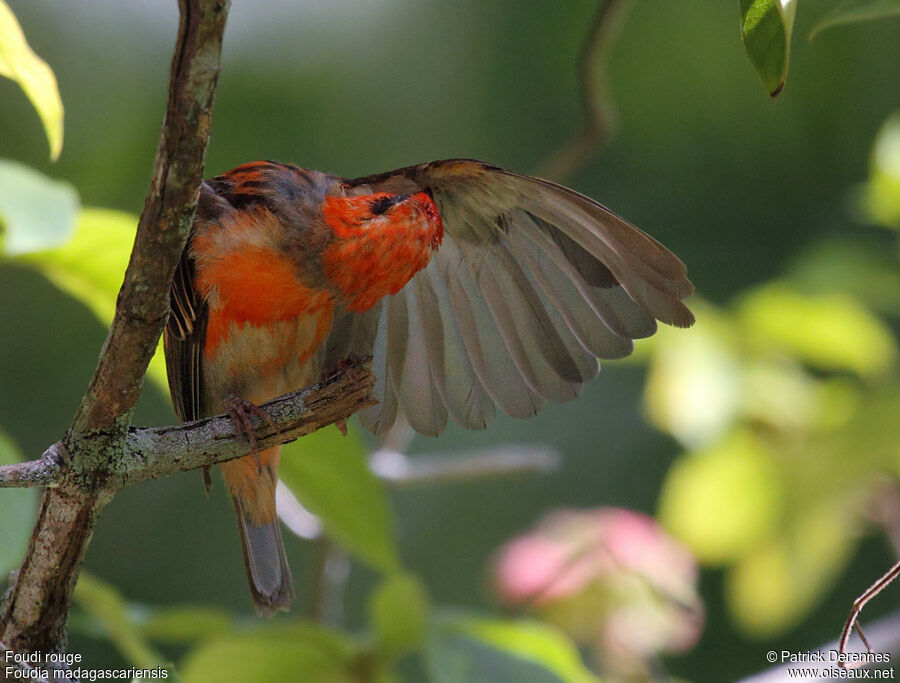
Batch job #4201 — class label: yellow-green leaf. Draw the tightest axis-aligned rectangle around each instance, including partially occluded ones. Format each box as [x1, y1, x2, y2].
[369, 572, 429, 660]
[426, 611, 598, 683]
[727, 501, 857, 635]
[740, 0, 796, 97]
[181, 624, 357, 683]
[0, 0, 64, 159]
[644, 305, 741, 448]
[279, 425, 399, 572]
[659, 430, 782, 564]
[0, 160, 78, 255]
[15, 207, 169, 389]
[738, 284, 897, 377]
[810, 0, 900, 40]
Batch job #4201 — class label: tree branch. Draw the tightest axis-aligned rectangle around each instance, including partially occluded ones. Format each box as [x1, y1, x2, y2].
[0, 0, 230, 656]
[0, 360, 375, 491]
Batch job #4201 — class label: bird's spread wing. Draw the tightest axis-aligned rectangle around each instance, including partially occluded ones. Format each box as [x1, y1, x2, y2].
[328, 159, 695, 437]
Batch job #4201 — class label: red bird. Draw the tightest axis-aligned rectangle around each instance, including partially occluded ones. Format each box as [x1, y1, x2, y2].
[163, 158, 694, 616]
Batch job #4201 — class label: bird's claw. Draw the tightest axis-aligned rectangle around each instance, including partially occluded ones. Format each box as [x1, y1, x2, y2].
[224, 394, 278, 473]
[322, 354, 365, 383]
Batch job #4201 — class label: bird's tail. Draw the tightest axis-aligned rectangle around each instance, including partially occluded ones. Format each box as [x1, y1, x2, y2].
[221, 446, 294, 617]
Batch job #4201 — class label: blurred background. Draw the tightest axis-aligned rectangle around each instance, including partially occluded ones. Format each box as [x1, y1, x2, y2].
[1, 1, 900, 681]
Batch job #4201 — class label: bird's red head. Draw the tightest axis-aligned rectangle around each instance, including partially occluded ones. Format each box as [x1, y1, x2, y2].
[320, 191, 444, 312]
[321, 191, 443, 249]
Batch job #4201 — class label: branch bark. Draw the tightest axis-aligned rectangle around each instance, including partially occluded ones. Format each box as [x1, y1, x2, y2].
[0, 360, 375, 491]
[0, 0, 229, 657]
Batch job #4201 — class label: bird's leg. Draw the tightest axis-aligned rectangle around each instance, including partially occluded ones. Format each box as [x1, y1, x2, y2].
[224, 394, 279, 473]
[201, 466, 213, 497]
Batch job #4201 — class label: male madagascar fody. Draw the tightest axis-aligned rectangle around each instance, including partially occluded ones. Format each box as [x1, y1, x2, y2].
[163, 158, 695, 615]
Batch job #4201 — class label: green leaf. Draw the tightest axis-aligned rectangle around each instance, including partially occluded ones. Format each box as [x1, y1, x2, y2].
[809, 0, 900, 40]
[0, 160, 78, 255]
[137, 605, 238, 644]
[15, 207, 169, 390]
[73, 572, 168, 670]
[738, 283, 897, 377]
[180, 623, 357, 683]
[278, 425, 398, 572]
[369, 572, 429, 660]
[0, 429, 37, 574]
[0, 0, 64, 159]
[658, 430, 782, 564]
[425, 612, 598, 683]
[740, 0, 796, 97]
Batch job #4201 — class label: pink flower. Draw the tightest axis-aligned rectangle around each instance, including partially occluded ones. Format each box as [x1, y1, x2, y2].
[491, 507, 704, 670]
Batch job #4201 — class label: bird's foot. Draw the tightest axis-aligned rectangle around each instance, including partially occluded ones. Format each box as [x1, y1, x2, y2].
[322, 354, 365, 383]
[224, 394, 279, 472]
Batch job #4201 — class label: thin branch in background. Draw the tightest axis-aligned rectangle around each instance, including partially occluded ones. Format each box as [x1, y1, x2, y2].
[538, 0, 631, 182]
[370, 445, 560, 486]
[308, 539, 351, 627]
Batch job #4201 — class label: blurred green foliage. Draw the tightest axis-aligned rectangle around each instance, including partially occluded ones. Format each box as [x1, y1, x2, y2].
[2, 1, 900, 681]
[647, 160, 900, 637]
[0, 428, 36, 573]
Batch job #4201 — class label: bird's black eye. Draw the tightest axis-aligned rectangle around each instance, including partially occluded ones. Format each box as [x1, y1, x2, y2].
[370, 196, 395, 215]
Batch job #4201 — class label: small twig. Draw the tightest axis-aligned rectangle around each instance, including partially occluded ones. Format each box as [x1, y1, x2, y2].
[0, 443, 67, 488]
[370, 445, 559, 486]
[308, 539, 350, 626]
[537, 0, 631, 181]
[838, 560, 900, 667]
